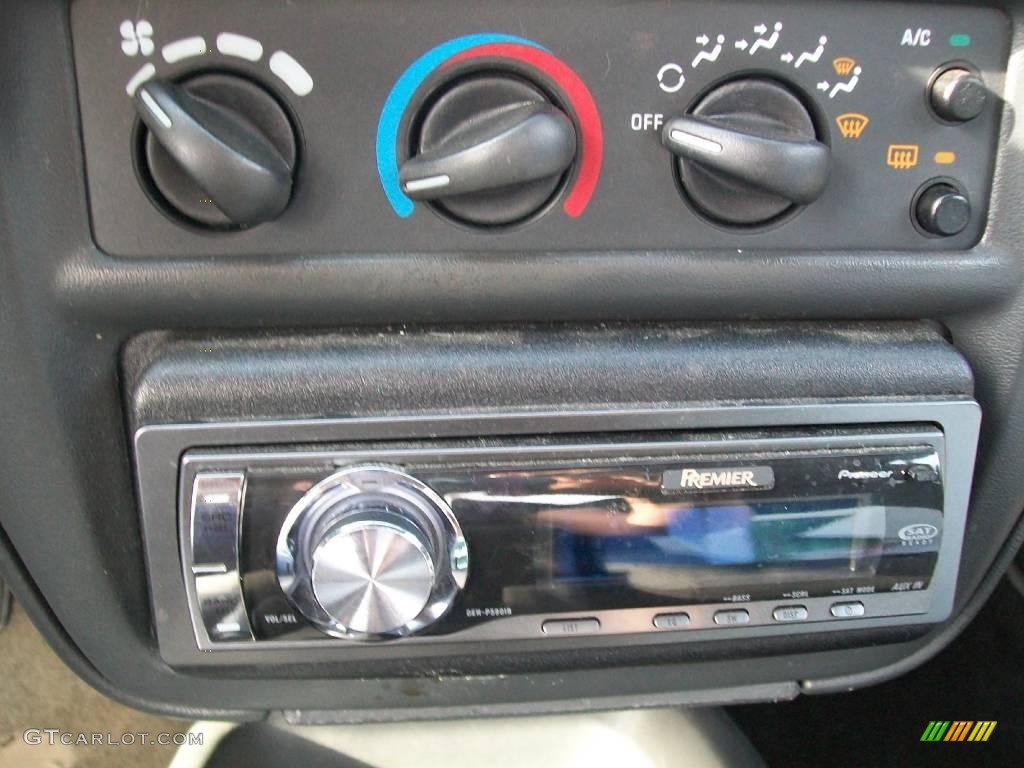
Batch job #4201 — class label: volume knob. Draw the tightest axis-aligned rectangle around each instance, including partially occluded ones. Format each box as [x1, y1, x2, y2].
[276, 466, 468, 640]
[310, 518, 435, 635]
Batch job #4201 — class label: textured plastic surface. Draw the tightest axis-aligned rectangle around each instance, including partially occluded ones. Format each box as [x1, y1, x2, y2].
[126, 323, 974, 425]
[234, 709, 767, 766]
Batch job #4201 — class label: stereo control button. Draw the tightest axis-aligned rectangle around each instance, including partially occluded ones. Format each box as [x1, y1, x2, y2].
[189, 472, 253, 643]
[653, 612, 691, 630]
[830, 601, 866, 618]
[541, 618, 601, 636]
[907, 464, 940, 483]
[195, 572, 253, 642]
[772, 605, 809, 623]
[311, 519, 435, 636]
[713, 609, 751, 626]
[190, 473, 245, 570]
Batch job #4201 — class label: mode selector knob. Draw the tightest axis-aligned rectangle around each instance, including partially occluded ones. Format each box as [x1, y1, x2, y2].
[661, 78, 831, 227]
[277, 466, 469, 640]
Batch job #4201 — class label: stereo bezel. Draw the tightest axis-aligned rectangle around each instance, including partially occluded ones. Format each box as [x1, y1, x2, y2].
[133, 399, 980, 667]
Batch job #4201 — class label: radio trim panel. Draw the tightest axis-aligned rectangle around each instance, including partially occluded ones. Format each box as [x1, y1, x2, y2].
[133, 399, 980, 667]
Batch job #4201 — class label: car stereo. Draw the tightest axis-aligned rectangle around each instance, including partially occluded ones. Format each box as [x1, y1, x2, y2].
[130, 400, 980, 663]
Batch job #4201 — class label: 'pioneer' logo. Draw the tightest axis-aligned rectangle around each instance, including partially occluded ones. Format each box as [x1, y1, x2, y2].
[837, 468, 894, 481]
[662, 466, 775, 493]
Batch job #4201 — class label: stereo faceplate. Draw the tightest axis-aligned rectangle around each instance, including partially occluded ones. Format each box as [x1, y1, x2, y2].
[185, 432, 946, 650]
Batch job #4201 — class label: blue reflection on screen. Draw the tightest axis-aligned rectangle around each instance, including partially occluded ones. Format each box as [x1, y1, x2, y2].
[551, 498, 875, 581]
[665, 504, 756, 564]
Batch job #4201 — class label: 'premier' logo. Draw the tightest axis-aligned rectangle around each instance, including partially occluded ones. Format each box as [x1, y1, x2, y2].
[681, 469, 757, 489]
[662, 466, 775, 493]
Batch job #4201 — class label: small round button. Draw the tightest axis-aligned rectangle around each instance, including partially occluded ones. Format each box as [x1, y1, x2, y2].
[915, 183, 971, 237]
[929, 67, 987, 123]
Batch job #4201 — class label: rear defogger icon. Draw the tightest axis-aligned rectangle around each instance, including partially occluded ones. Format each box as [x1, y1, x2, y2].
[886, 144, 920, 170]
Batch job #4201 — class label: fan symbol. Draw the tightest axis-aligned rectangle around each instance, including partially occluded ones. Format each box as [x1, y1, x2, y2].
[120, 19, 154, 57]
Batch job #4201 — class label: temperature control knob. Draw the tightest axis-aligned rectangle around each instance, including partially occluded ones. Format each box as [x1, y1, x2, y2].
[661, 78, 830, 227]
[399, 73, 577, 227]
[133, 73, 297, 229]
[276, 466, 469, 640]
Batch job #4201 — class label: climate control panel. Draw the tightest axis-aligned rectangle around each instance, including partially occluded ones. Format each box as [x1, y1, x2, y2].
[71, 0, 1008, 256]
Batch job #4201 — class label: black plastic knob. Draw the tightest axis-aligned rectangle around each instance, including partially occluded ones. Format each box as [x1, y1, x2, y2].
[929, 67, 988, 123]
[915, 183, 971, 237]
[134, 74, 297, 230]
[661, 78, 830, 227]
[400, 74, 577, 228]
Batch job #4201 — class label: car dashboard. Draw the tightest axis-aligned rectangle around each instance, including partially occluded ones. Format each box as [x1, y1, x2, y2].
[1, 0, 1023, 732]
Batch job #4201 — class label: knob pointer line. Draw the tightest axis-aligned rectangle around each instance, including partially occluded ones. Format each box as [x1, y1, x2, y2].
[376, 34, 603, 219]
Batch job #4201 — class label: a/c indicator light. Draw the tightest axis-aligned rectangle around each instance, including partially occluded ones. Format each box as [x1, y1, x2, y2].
[949, 33, 971, 47]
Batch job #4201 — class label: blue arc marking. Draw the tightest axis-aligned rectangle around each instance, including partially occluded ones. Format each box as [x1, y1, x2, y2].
[376, 34, 547, 217]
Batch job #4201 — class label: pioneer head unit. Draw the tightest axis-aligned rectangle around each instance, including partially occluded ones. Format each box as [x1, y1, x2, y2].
[132, 400, 980, 665]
